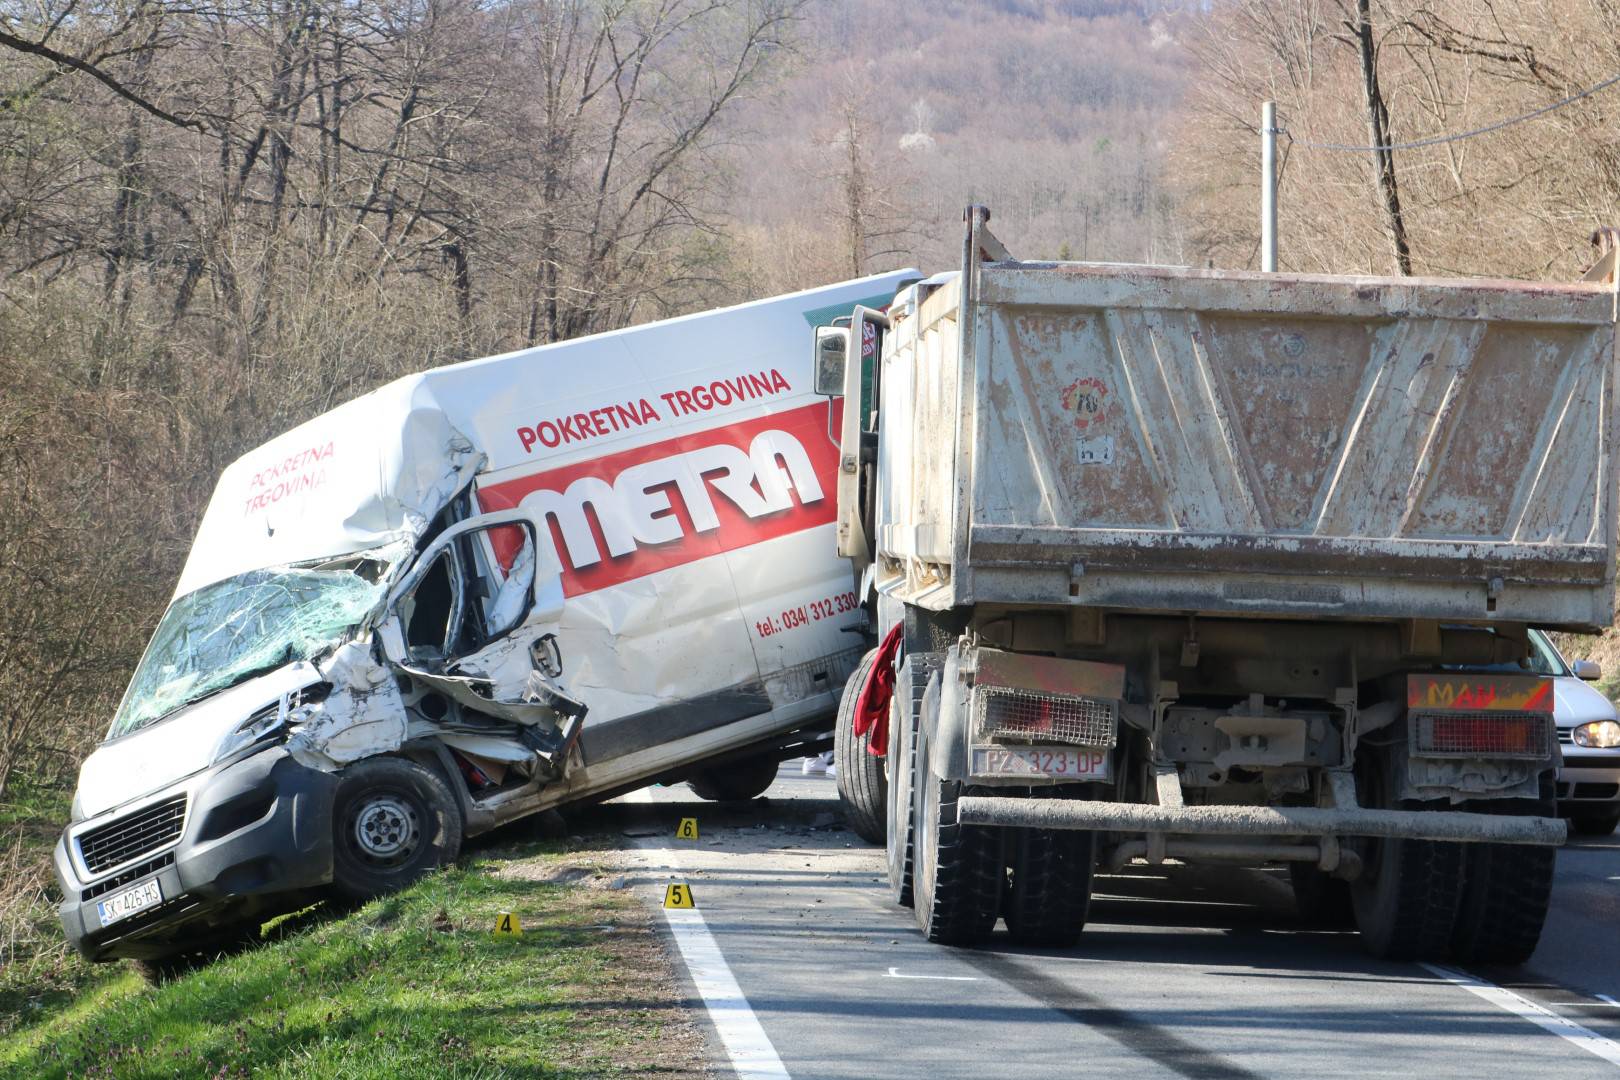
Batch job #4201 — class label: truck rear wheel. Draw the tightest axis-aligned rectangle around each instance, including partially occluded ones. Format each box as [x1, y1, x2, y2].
[331, 757, 462, 902]
[912, 714, 1002, 944]
[1452, 783, 1557, 965]
[687, 756, 780, 802]
[835, 649, 886, 844]
[1288, 863, 1355, 928]
[1571, 810, 1620, 836]
[887, 654, 942, 907]
[1349, 748, 1462, 960]
[1003, 825, 1094, 946]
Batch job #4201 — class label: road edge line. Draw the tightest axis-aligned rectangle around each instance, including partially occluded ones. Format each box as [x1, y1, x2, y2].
[1420, 962, 1620, 1068]
[661, 904, 790, 1080]
[624, 787, 791, 1080]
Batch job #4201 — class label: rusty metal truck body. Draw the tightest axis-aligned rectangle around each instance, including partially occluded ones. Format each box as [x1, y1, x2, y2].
[820, 209, 1619, 962]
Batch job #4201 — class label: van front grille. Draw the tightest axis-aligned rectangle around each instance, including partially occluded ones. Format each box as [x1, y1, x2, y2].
[79, 795, 187, 876]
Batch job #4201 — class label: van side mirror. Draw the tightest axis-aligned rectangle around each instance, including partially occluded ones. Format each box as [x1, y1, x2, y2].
[814, 326, 850, 396]
[1574, 658, 1603, 681]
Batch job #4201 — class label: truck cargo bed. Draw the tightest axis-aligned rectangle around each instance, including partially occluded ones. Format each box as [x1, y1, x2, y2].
[878, 222, 1618, 628]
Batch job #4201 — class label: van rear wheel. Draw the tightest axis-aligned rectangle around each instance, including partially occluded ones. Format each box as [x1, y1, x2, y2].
[331, 757, 462, 901]
[687, 756, 779, 802]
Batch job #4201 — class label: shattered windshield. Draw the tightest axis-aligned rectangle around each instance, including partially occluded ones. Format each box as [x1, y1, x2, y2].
[108, 562, 387, 739]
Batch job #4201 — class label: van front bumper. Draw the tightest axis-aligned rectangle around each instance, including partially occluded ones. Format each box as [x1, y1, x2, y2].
[55, 746, 337, 962]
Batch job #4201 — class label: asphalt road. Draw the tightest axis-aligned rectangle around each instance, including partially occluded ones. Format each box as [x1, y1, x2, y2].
[588, 765, 1620, 1080]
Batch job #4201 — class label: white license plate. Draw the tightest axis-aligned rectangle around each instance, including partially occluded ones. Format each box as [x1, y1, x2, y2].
[971, 745, 1110, 781]
[96, 878, 163, 927]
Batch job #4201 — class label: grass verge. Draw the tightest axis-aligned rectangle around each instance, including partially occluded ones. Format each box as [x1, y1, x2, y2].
[0, 840, 706, 1080]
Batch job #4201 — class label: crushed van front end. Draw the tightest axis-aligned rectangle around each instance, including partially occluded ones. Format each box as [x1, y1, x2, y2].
[55, 746, 336, 962]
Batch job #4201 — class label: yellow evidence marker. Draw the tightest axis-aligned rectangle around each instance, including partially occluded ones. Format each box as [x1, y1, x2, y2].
[492, 910, 523, 939]
[663, 883, 695, 909]
[676, 817, 699, 840]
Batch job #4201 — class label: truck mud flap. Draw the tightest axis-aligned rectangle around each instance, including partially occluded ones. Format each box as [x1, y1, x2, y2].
[954, 796, 1567, 845]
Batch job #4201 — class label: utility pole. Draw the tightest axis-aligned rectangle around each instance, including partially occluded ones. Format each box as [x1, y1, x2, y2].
[1261, 100, 1277, 272]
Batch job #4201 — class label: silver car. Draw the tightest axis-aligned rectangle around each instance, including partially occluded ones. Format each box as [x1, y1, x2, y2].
[1531, 629, 1620, 836]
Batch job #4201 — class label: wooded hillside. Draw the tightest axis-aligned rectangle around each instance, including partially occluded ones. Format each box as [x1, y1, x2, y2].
[6, 0, 1619, 980]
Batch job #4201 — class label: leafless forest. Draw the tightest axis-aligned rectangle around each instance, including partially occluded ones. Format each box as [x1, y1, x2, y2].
[2, 0, 1617, 977]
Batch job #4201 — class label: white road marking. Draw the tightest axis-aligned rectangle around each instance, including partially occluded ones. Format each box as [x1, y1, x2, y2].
[885, 967, 978, 982]
[1601, 995, 1620, 1009]
[662, 905, 790, 1080]
[1421, 963, 1620, 1068]
[623, 787, 791, 1080]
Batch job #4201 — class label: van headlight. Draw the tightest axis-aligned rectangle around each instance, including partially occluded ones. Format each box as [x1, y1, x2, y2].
[1573, 720, 1620, 748]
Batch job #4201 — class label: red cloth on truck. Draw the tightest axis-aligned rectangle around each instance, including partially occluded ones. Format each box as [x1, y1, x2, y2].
[852, 623, 903, 757]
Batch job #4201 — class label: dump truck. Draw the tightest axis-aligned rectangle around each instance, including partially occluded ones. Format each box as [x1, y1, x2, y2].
[821, 207, 1617, 962]
[56, 270, 917, 970]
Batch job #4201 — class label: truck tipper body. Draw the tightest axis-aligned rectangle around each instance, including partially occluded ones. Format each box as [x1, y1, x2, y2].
[825, 209, 1618, 962]
[57, 270, 916, 965]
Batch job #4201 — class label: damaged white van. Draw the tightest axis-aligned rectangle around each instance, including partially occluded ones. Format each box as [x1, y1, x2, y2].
[56, 270, 916, 967]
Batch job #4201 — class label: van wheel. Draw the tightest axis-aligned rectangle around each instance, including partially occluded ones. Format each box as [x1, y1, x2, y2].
[835, 650, 886, 844]
[687, 756, 779, 802]
[1350, 746, 1462, 960]
[331, 757, 462, 901]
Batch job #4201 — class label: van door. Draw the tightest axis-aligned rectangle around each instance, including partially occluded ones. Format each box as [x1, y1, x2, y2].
[377, 509, 586, 769]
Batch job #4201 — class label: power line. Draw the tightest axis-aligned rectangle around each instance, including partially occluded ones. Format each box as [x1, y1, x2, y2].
[1282, 69, 1620, 153]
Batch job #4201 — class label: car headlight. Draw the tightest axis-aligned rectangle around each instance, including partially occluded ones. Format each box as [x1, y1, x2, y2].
[1573, 720, 1620, 748]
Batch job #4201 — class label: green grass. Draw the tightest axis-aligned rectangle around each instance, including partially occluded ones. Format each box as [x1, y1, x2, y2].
[0, 845, 698, 1080]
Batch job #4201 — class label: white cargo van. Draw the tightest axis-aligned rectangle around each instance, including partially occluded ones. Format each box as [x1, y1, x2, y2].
[56, 270, 917, 966]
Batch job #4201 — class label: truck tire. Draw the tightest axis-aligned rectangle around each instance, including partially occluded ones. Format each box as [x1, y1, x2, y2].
[687, 756, 779, 802]
[887, 654, 942, 906]
[1350, 747, 1463, 961]
[1288, 863, 1355, 928]
[1571, 810, 1620, 836]
[1003, 825, 1094, 946]
[835, 649, 886, 844]
[331, 757, 463, 902]
[1451, 781, 1557, 965]
[912, 712, 1002, 944]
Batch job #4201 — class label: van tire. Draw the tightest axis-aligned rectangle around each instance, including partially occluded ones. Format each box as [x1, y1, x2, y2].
[1452, 783, 1557, 965]
[331, 757, 462, 902]
[835, 650, 886, 844]
[686, 757, 779, 802]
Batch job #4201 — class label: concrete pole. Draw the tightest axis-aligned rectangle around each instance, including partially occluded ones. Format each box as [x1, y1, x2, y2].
[1261, 100, 1278, 272]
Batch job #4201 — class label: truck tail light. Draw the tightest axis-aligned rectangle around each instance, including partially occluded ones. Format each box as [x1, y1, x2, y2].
[1412, 711, 1550, 758]
[975, 685, 1117, 748]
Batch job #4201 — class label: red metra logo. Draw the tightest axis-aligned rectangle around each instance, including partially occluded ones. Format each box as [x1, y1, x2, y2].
[478, 403, 839, 597]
